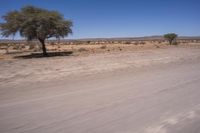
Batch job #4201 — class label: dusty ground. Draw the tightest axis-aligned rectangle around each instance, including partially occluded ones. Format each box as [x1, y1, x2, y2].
[0, 44, 200, 133]
[0, 44, 200, 86]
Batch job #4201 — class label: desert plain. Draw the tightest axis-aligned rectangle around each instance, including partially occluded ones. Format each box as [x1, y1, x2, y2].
[1, 39, 200, 133]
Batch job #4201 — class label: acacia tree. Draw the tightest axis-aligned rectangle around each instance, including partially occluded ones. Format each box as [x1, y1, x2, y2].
[0, 6, 73, 56]
[164, 33, 178, 45]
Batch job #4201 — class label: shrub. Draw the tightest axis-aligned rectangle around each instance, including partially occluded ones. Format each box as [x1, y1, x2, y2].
[87, 41, 91, 44]
[140, 41, 146, 45]
[78, 48, 87, 52]
[125, 41, 131, 44]
[29, 43, 35, 50]
[100, 45, 107, 49]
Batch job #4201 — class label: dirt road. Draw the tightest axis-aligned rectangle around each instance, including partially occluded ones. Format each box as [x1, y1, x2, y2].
[0, 47, 200, 133]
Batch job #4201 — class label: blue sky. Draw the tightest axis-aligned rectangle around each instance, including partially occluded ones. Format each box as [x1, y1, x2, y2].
[0, 0, 200, 39]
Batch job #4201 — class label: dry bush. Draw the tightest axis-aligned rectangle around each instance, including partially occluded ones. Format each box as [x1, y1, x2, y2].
[0, 42, 9, 47]
[139, 41, 146, 45]
[29, 43, 35, 50]
[29, 43, 42, 51]
[13, 44, 21, 50]
[21, 44, 26, 49]
[74, 41, 82, 45]
[100, 45, 107, 49]
[87, 41, 91, 44]
[50, 42, 56, 45]
[125, 41, 131, 44]
[118, 47, 122, 51]
[134, 41, 139, 45]
[78, 48, 88, 52]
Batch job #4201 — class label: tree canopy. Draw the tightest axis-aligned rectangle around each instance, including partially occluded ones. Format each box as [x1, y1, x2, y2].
[164, 33, 178, 45]
[0, 6, 73, 56]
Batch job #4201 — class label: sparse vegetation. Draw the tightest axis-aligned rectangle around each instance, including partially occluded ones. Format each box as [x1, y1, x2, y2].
[125, 41, 131, 44]
[87, 41, 91, 44]
[100, 45, 107, 49]
[29, 43, 35, 50]
[134, 41, 139, 45]
[0, 37, 200, 59]
[78, 48, 87, 52]
[139, 41, 146, 45]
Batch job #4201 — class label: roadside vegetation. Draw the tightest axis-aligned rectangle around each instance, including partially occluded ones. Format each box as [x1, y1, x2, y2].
[0, 6, 73, 56]
[164, 33, 178, 45]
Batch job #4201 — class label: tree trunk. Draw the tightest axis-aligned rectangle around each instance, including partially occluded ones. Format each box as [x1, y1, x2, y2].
[169, 40, 173, 45]
[38, 38, 48, 56]
[167, 39, 172, 45]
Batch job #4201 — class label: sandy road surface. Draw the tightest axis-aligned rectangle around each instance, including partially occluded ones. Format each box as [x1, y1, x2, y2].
[1, 47, 200, 133]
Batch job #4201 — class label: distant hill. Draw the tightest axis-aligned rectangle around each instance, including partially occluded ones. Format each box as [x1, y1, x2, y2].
[1, 36, 200, 43]
[72, 36, 200, 41]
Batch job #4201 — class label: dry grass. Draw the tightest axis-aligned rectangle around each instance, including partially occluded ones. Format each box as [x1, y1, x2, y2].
[0, 40, 200, 60]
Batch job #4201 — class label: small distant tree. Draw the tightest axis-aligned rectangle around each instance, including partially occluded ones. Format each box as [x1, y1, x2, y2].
[0, 6, 73, 56]
[164, 33, 178, 45]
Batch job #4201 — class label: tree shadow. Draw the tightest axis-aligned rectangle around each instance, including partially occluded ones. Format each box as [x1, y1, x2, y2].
[14, 51, 73, 59]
